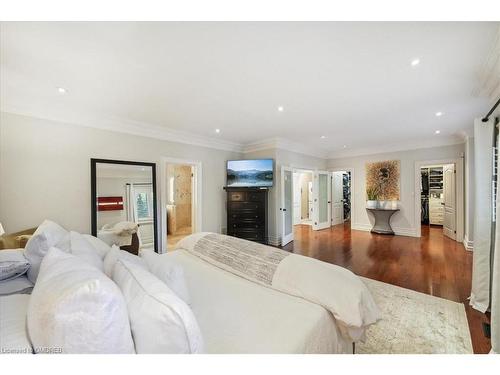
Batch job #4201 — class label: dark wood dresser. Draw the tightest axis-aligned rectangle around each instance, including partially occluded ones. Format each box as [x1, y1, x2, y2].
[225, 187, 268, 244]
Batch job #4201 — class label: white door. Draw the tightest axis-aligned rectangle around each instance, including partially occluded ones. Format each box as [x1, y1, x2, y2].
[281, 166, 294, 245]
[331, 172, 344, 226]
[293, 173, 301, 225]
[308, 181, 313, 220]
[443, 164, 456, 240]
[313, 170, 332, 230]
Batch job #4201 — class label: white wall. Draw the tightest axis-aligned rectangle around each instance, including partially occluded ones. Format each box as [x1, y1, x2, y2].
[328, 143, 465, 237]
[0, 112, 240, 237]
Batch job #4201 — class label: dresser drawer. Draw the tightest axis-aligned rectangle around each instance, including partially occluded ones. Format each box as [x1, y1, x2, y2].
[229, 211, 263, 222]
[228, 221, 264, 230]
[229, 201, 264, 212]
[228, 191, 247, 202]
[247, 191, 265, 202]
[229, 230, 265, 242]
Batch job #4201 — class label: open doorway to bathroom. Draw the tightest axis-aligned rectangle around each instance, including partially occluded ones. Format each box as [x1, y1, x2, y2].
[166, 164, 193, 249]
[161, 158, 202, 252]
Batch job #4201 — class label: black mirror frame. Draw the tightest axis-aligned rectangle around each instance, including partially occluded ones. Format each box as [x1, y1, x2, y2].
[90, 158, 159, 253]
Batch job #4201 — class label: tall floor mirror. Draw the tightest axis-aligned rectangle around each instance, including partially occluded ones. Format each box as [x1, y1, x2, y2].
[91, 159, 159, 254]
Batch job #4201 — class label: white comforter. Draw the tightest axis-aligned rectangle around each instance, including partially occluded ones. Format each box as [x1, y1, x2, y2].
[0, 294, 32, 354]
[170, 249, 351, 353]
[176, 232, 381, 342]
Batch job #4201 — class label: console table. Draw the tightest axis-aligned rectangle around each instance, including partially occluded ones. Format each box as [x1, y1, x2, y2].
[366, 208, 399, 235]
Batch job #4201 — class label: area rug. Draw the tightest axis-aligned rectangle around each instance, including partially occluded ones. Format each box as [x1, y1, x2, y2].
[357, 277, 473, 354]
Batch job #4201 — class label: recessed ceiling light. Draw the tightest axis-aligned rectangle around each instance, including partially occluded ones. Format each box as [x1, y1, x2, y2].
[57, 87, 67, 94]
[320, 135, 326, 139]
[435, 130, 441, 134]
[435, 111, 443, 117]
[277, 106, 284, 112]
[343, 145, 347, 148]
[215, 128, 221, 133]
[411, 59, 420, 67]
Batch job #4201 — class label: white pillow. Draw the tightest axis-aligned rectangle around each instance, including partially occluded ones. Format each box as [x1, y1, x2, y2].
[82, 234, 111, 258]
[69, 231, 103, 270]
[0, 249, 30, 281]
[24, 220, 68, 283]
[27, 247, 135, 354]
[103, 245, 146, 278]
[140, 250, 191, 305]
[112, 258, 204, 354]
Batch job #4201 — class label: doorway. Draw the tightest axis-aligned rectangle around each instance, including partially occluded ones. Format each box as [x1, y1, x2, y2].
[414, 158, 465, 242]
[280, 167, 333, 246]
[420, 163, 457, 240]
[292, 170, 313, 226]
[161, 158, 202, 252]
[331, 170, 352, 227]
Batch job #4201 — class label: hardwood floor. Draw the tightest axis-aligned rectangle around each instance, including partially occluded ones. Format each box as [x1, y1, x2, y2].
[282, 223, 491, 354]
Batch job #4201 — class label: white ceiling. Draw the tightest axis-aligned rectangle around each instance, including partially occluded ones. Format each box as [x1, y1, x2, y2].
[1, 22, 498, 158]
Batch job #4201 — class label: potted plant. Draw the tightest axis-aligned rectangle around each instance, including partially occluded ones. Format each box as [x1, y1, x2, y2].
[366, 186, 380, 209]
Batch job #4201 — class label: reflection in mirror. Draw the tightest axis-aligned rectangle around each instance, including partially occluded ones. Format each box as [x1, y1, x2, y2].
[91, 159, 158, 254]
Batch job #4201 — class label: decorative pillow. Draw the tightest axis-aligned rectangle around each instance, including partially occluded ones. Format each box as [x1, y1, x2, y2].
[82, 234, 111, 259]
[24, 220, 68, 283]
[0, 249, 30, 281]
[27, 247, 135, 354]
[103, 245, 146, 278]
[113, 258, 204, 353]
[140, 250, 191, 305]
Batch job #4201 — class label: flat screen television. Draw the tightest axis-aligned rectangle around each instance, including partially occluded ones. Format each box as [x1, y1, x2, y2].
[226, 159, 274, 188]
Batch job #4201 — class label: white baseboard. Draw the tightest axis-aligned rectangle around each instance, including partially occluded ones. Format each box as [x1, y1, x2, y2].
[268, 235, 281, 247]
[463, 235, 474, 251]
[351, 223, 419, 237]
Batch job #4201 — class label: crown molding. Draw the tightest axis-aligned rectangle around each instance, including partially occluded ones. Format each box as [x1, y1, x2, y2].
[243, 137, 330, 159]
[2, 109, 469, 161]
[327, 135, 466, 159]
[1, 108, 243, 153]
[473, 25, 500, 101]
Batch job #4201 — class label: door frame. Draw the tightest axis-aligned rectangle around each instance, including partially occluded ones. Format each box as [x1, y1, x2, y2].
[160, 157, 203, 253]
[281, 166, 294, 246]
[442, 163, 457, 240]
[279, 166, 315, 245]
[329, 167, 355, 227]
[414, 158, 464, 242]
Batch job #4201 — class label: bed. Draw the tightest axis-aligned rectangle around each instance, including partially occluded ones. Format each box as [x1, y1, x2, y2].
[170, 249, 351, 353]
[0, 231, 379, 354]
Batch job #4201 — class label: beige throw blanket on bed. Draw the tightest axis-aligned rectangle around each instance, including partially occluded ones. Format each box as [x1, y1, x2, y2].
[175, 233, 381, 342]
